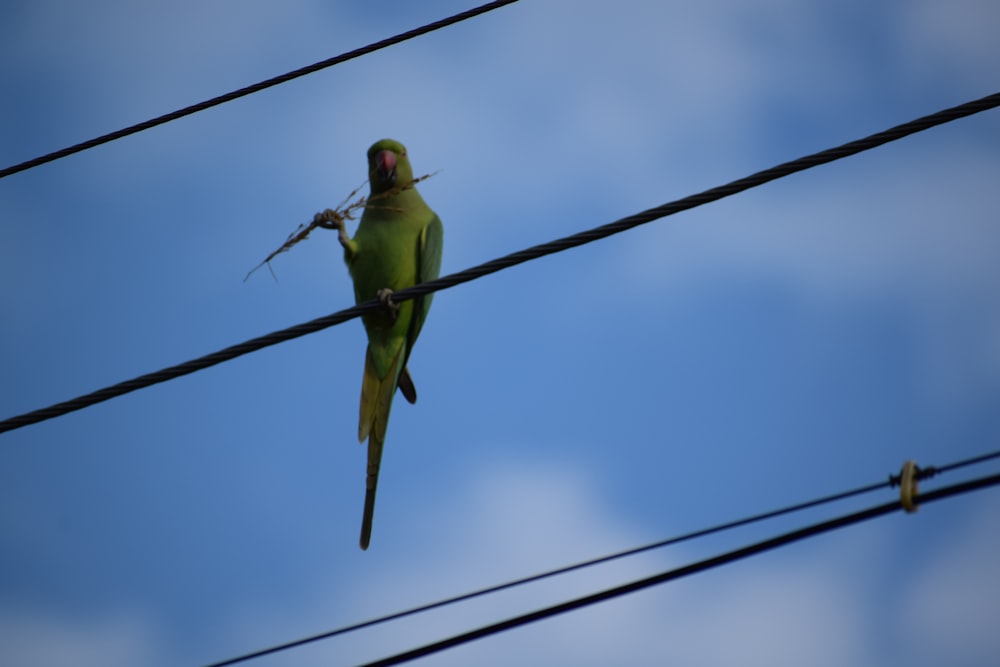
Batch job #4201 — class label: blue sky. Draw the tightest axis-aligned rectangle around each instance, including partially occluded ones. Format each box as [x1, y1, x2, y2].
[2, 1, 1000, 665]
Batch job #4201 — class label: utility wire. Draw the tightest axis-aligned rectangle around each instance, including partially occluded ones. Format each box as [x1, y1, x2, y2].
[207, 484, 883, 667]
[932, 448, 1000, 475]
[203, 448, 1000, 667]
[2, 91, 999, 436]
[356, 471, 1000, 667]
[0, 0, 520, 180]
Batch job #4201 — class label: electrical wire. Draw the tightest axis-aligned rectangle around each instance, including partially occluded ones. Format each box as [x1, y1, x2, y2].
[203, 480, 886, 666]
[0, 0, 520, 180]
[1, 92, 998, 436]
[931, 449, 1000, 475]
[354, 471, 1000, 667]
[202, 448, 1000, 667]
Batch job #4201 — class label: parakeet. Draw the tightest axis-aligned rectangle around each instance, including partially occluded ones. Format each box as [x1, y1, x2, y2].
[332, 139, 443, 550]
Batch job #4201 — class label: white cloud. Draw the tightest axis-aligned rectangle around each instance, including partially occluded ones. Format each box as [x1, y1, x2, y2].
[238, 459, 984, 667]
[0, 608, 163, 667]
[901, 0, 1000, 84]
[8, 463, 995, 667]
[617, 144, 1000, 299]
[900, 496, 1000, 665]
[607, 139, 1000, 411]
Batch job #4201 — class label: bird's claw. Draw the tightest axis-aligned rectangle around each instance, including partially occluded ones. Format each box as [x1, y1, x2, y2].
[312, 208, 341, 230]
[314, 209, 353, 249]
[377, 288, 399, 320]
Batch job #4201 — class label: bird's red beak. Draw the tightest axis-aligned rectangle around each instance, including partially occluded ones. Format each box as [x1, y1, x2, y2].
[376, 150, 397, 185]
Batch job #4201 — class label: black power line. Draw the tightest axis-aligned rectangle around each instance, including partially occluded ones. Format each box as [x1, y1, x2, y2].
[355, 471, 1000, 667]
[1, 91, 998, 436]
[935, 449, 1000, 474]
[0, 0, 520, 180]
[204, 478, 890, 667]
[200, 448, 1000, 666]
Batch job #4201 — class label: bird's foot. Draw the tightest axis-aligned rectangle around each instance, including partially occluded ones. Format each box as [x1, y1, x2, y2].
[376, 288, 399, 320]
[313, 209, 352, 249]
[312, 208, 341, 229]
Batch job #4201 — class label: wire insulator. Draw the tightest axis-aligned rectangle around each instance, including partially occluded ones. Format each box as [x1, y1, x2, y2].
[899, 460, 920, 513]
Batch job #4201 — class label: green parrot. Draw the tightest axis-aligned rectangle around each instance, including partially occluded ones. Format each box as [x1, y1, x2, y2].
[322, 139, 443, 550]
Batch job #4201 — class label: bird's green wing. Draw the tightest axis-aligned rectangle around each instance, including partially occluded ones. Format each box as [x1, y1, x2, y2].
[406, 214, 443, 353]
[396, 213, 443, 405]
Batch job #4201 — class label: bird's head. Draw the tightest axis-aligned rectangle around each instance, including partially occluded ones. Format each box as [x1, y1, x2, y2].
[367, 139, 413, 194]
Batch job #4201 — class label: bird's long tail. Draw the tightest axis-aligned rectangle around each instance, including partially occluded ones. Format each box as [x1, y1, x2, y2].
[359, 431, 383, 550]
[358, 345, 406, 550]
